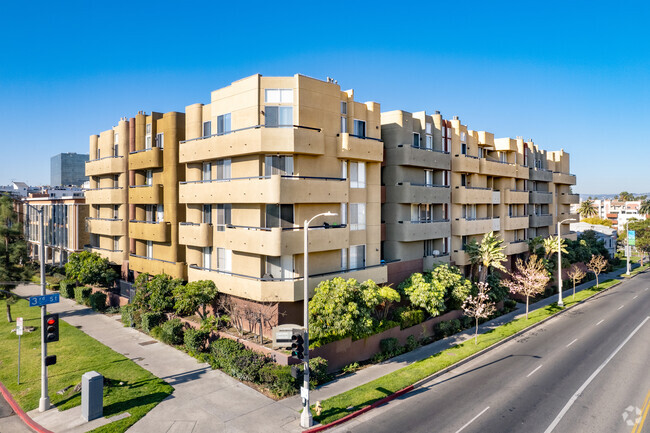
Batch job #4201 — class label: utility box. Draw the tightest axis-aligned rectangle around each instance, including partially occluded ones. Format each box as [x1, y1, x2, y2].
[81, 371, 103, 422]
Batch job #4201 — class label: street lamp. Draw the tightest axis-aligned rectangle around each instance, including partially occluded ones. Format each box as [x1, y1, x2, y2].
[23, 201, 50, 411]
[626, 220, 631, 276]
[557, 218, 576, 307]
[301, 211, 337, 428]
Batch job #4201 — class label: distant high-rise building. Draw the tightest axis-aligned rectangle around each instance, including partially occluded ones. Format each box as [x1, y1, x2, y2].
[51, 152, 89, 186]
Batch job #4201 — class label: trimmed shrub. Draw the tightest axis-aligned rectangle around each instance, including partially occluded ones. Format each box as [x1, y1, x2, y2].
[60, 279, 75, 299]
[89, 292, 107, 312]
[184, 328, 210, 353]
[120, 304, 141, 327]
[259, 364, 296, 397]
[436, 320, 455, 338]
[399, 309, 425, 329]
[380, 337, 400, 355]
[404, 335, 419, 352]
[159, 318, 185, 345]
[231, 350, 270, 382]
[309, 357, 330, 385]
[141, 312, 167, 333]
[74, 286, 92, 305]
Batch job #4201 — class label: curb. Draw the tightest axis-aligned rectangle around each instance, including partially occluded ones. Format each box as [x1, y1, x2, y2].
[307, 275, 630, 431]
[0, 381, 54, 433]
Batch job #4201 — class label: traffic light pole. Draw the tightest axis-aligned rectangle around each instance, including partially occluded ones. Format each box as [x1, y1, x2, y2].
[38, 207, 49, 412]
[301, 218, 312, 428]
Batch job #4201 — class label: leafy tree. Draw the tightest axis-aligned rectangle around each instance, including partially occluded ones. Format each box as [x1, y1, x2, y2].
[372, 285, 401, 321]
[173, 280, 218, 319]
[65, 251, 118, 287]
[639, 200, 650, 216]
[577, 200, 597, 218]
[503, 255, 550, 319]
[467, 231, 507, 283]
[462, 282, 496, 344]
[132, 273, 183, 313]
[397, 272, 446, 317]
[619, 191, 634, 202]
[0, 195, 32, 322]
[429, 264, 473, 310]
[586, 255, 608, 288]
[527, 236, 545, 256]
[566, 264, 586, 299]
[581, 217, 612, 228]
[543, 236, 568, 261]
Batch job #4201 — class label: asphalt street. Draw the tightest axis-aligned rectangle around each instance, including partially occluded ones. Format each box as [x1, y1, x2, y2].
[0, 391, 33, 433]
[332, 272, 650, 433]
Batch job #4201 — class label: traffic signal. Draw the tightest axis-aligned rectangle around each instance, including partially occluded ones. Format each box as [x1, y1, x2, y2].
[44, 313, 59, 343]
[291, 332, 305, 360]
[45, 355, 57, 366]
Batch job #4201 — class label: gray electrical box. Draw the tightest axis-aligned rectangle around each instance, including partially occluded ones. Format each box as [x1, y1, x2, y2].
[81, 371, 103, 422]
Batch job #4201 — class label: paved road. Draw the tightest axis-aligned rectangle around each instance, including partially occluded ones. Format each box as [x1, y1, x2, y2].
[0, 391, 33, 433]
[333, 272, 650, 433]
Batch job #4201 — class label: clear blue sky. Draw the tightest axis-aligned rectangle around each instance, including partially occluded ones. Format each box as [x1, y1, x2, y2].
[1, 0, 648, 194]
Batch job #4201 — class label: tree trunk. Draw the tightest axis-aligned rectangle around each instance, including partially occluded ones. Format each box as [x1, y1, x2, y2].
[479, 266, 488, 284]
[525, 296, 529, 320]
[573, 281, 576, 299]
[595, 274, 599, 288]
[474, 317, 479, 344]
[6, 302, 12, 323]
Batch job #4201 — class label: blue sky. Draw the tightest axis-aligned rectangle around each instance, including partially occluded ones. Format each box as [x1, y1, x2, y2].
[1, 0, 648, 194]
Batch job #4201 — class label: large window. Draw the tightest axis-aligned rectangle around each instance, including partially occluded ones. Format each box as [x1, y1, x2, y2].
[265, 106, 292, 127]
[462, 204, 477, 219]
[217, 114, 231, 135]
[203, 204, 212, 224]
[412, 204, 432, 222]
[353, 120, 366, 138]
[145, 123, 152, 149]
[216, 247, 232, 272]
[413, 133, 420, 147]
[216, 159, 231, 180]
[113, 236, 120, 251]
[265, 155, 294, 176]
[265, 204, 294, 228]
[202, 162, 212, 181]
[145, 170, 153, 186]
[424, 239, 435, 257]
[146, 241, 153, 259]
[265, 89, 293, 103]
[156, 205, 164, 222]
[216, 204, 231, 231]
[341, 116, 347, 133]
[203, 246, 212, 269]
[203, 121, 212, 138]
[350, 162, 365, 188]
[424, 170, 433, 186]
[114, 133, 119, 157]
[155, 133, 164, 149]
[265, 255, 294, 279]
[349, 244, 365, 269]
[350, 203, 366, 230]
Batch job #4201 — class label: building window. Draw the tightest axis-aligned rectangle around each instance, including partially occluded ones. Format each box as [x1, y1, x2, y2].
[203, 204, 212, 224]
[461, 143, 467, 155]
[418, 204, 432, 222]
[341, 101, 347, 115]
[341, 116, 347, 133]
[340, 203, 347, 225]
[155, 133, 164, 149]
[216, 204, 231, 231]
[444, 237, 450, 254]
[424, 170, 433, 187]
[426, 122, 432, 134]
[113, 205, 119, 219]
[157, 205, 164, 222]
[341, 160, 347, 179]
[462, 204, 477, 219]
[265, 106, 292, 127]
[113, 175, 119, 188]
[500, 152, 507, 163]
[145, 123, 152, 149]
[114, 133, 119, 157]
[113, 236, 119, 251]
[413, 133, 420, 148]
[460, 173, 467, 187]
[265, 204, 294, 228]
[349, 244, 365, 269]
[216, 247, 232, 272]
[145, 170, 153, 186]
[350, 203, 366, 230]
[478, 147, 484, 158]
[265, 89, 293, 103]
[265, 155, 293, 176]
[353, 120, 366, 138]
[443, 170, 450, 186]
[424, 239, 435, 257]
[203, 121, 212, 138]
[350, 162, 365, 188]
[217, 113, 231, 135]
[265, 255, 294, 279]
[461, 236, 468, 251]
[425, 135, 433, 150]
[96, 148, 100, 159]
[341, 248, 348, 270]
[146, 240, 153, 259]
[216, 159, 231, 180]
[202, 162, 212, 181]
[203, 246, 212, 269]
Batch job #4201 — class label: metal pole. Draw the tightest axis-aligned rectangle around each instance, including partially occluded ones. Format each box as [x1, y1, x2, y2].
[301, 218, 312, 428]
[38, 208, 49, 412]
[557, 221, 563, 307]
[18, 335, 21, 385]
[626, 221, 630, 276]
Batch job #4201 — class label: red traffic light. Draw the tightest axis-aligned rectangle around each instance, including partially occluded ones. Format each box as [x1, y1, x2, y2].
[47, 318, 56, 325]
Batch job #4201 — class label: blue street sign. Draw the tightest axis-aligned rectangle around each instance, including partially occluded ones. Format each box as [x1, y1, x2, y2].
[29, 293, 60, 307]
[628, 230, 636, 247]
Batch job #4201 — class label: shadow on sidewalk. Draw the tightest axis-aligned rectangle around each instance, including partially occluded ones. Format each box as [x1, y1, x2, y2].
[160, 367, 212, 386]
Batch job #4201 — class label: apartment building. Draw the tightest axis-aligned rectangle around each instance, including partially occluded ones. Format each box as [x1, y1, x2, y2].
[85, 112, 186, 279]
[177, 74, 386, 322]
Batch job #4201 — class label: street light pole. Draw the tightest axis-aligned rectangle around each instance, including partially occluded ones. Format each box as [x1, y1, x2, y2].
[557, 218, 576, 308]
[626, 221, 631, 276]
[301, 211, 336, 429]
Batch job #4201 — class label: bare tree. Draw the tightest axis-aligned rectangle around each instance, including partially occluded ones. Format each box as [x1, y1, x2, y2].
[566, 264, 586, 299]
[462, 282, 496, 344]
[503, 255, 550, 319]
[586, 255, 608, 288]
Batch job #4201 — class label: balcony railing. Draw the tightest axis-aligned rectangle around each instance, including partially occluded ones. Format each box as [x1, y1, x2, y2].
[181, 124, 322, 144]
[400, 143, 450, 154]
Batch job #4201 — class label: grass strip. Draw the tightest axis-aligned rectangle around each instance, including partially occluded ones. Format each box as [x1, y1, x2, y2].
[0, 299, 173, 433]
[622, 263, 650, 278]
[315, 279, 619, 425]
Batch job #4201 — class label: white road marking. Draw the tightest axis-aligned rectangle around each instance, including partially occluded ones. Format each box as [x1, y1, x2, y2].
[618, 305, 624, 310]
[455, 406, 490, 433]
[633, 295, 638, 299]
[596, 319, 604, 326]
[566, 338, 578, 347]
[543, 316, 650, 433]
[527, 365, 543, 378]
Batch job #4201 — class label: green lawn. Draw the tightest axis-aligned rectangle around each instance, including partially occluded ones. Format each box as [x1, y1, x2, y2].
[315, 279, 620, 425]
[0, 299, 173, 433]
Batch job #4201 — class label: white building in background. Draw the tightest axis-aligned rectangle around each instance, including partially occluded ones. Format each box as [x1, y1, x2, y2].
[569, 221, 617, 257]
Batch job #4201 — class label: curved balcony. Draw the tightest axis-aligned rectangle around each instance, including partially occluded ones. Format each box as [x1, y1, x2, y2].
[179, 222, 213, 247]
[452, 186, 494, 204]
[553, 172, 577, 185]
[529, 168, 553, 182]
[530, 190, 554, 204]
[452, 154, 480, 173]
[452, 217, 495, 236]
[385, 220, 450, 242]
[85, 156, 126, 176]
[336, 133, 383, 162]
[179, 125, 325, 164]
[129, 184, 163, 205]
[179, 175, 347, 204]
[384, 145, 450, 170]
[86, 218, 125, 236]
[129, 254, 185, 279]
[505, 240, 529, 255]
[129, 147, 163, 171]
[479, 159, 516, 177]
[502, 215, 529, 231]
[129, 220, 170, 242]
[515, 164, 530, 179]
[530, 213, 553, 227]
[503, 189, 529, 204]
[385, 183, 450, 204]
[85, 245, 124, 264]
[85, 187, 126, 205]
[559, 193, 580, 205]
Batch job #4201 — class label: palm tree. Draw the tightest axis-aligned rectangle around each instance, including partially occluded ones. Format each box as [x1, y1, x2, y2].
[467, 231, 507, 284]
[577, 200, 597, 219]
[619, 191, 634, 202]
[543, 236, 568, 261]
[639, 200, 650, 216]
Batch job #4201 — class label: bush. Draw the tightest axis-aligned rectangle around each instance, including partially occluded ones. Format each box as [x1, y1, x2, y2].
[159, 318, 185, 345]
[141, 312, 167, 333]
[184, 328, 210, 353]
[404, 335, 419, 352]
[436, 320, 455, 338]
[342, 362, 360, 374]
[259, 364, 296, 397]
[398, 309, 425, 329]
[460, 315, 474, 330]
[60, 279, 75, 299]
[74, 287, 92, 305]
[231, 350, 270, 382]
[89, 292, 107, 312]
[380, 337, 400, 355]
[309, 357, 330, 385]
[121, 305, 135, 327]
[504, 299, 518, 310]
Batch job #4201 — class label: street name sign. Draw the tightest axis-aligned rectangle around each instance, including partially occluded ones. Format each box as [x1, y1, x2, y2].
[29, 293, 60, 307]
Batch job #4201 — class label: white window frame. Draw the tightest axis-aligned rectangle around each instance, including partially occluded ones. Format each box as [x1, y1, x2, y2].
[203, 246, 212, 270]
[216, 247, 232, 272]
[353, 119, 366, 138]
[349, 244, 366, 269]
[217, 113, 231, 135]
[145, 123, 152, 149]
[146, 240, 153, 259]
[425, 135, 433, 150]
[202, 162, 212, 181]
[341, 116, 347, 133]
[155, 132, 164, 149]
[265, 88, 293, 104]
[350, 203, 366, 231]
[350, 162, 366, 188]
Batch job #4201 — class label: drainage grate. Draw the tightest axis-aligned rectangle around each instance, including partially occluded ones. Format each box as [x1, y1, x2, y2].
[138, 340, 158, 346]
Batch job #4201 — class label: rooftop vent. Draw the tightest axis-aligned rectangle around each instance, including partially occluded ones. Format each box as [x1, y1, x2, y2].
[453, 115, 459, 120]
[434, 110, 441, 115]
